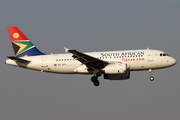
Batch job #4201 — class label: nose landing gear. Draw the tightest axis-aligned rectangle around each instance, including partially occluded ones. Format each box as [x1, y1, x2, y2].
[149, 69, 154, 81]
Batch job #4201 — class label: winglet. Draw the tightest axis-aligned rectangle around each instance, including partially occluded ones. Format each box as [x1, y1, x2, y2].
[64, 47, 69, 52]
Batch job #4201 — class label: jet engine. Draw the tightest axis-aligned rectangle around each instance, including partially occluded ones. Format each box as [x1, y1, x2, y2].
[103, 62, 127, 74]
[104, 71, 130, 80]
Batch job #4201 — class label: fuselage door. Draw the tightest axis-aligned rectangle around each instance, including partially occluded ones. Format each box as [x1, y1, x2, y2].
[42, 56, 48, 67]
[147, 50, 154, 61]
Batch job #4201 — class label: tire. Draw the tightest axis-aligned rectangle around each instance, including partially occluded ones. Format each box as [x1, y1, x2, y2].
[93, 81, 100, 86]
[150, 76, 154, 81]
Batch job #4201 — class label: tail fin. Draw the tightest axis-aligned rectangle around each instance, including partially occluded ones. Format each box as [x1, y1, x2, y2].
[7, 27, 45, 57]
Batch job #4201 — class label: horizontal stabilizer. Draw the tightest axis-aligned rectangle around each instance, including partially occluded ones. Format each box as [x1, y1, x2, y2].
[7, 56, 30, 63]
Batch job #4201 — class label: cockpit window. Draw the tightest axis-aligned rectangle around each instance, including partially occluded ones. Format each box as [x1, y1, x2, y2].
[160, 53, 169, 56]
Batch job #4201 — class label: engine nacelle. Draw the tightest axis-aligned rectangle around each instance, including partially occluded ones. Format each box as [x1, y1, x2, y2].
[103, 63, 127, 74]
[104, 71, 130, 80]
[73, 65, 89, 74]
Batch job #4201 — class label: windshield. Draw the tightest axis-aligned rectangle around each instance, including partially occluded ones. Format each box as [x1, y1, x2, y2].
[160, 53, 169, 56]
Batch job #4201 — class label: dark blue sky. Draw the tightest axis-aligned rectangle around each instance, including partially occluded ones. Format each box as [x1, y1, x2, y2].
[0, 0, 180, 120]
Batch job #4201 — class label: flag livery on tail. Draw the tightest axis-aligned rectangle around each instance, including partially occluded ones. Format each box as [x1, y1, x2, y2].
[7, 27, 45, 57]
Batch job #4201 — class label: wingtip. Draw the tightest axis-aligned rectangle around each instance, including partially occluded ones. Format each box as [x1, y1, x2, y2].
[64, 47, 69, 52]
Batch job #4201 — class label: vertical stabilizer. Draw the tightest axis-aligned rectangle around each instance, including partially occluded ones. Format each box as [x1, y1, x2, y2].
[7, 27, 45, 57]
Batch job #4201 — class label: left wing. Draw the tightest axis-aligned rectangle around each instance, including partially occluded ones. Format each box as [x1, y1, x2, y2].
[64, 47, 108, 69]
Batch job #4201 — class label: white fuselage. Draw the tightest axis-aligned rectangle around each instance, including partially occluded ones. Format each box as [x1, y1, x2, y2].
[5, 49, 176, 74]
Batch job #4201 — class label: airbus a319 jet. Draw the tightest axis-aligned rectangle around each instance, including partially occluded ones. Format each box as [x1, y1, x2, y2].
[5, 27, 176, 86]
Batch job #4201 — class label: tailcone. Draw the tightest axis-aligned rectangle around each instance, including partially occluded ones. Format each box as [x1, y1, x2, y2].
[5, 59, 17, 66]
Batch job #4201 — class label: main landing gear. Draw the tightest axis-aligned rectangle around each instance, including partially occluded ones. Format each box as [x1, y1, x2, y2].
[91, 74, 101, 86]
[149, 69, 154, 81]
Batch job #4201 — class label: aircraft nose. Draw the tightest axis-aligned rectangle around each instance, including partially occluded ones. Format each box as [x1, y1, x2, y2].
[171, 57, 176, 66]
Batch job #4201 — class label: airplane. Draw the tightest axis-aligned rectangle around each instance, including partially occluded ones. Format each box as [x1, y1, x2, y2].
[5, 26, 176, 86]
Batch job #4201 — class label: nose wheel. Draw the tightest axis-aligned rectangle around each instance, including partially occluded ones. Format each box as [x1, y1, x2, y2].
[150, 76, 154, 81]
[149, 69, 154, 81]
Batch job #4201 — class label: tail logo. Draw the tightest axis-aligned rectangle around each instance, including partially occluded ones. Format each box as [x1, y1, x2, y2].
[12, 40, 34, 56]
[12, 41, 27, 55]
[13, 33, 19, 39]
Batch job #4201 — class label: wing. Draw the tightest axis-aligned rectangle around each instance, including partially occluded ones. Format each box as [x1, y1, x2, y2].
[64, 47, 108, 69]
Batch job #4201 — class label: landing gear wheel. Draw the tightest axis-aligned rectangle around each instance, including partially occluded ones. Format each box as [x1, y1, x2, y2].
[91, 76, 100, 86]
[150, 76, 154, 81]
[91, 76, 96, 82]
[93, 81, 100, 86]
